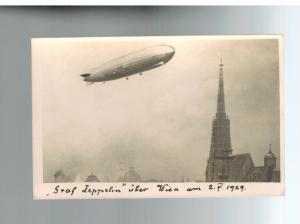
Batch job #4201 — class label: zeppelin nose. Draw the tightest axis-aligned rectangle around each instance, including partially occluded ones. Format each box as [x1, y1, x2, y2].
[166, 45, 175, 56]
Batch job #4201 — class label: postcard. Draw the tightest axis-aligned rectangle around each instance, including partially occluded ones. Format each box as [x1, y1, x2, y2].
[32, 35, 284, 199]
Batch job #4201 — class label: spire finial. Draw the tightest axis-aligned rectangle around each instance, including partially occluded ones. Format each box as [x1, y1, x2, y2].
[219, 55, 223, 67]
[269, 144, 272, 153]
[216, 56, 225, 115]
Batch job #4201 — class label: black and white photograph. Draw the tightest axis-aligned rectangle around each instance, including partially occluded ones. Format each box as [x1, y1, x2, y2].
[32, 35, 284, 198]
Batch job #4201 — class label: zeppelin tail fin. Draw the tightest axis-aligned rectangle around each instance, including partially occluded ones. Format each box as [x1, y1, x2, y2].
[80, 73, 90, 78]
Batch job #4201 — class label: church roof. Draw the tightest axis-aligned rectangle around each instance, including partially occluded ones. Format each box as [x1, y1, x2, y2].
[230, 153, 254, 168]
[219, 153, 255, 182]
[85, 172, 100, 182]
[265, 152, 276, 159]
[120, 166, 142, 182]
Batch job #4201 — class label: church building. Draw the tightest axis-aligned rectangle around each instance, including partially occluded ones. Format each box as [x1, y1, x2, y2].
[205, 59, 280, 182]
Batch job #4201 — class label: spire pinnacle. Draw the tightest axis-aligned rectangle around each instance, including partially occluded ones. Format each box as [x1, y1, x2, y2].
[216, 57, 226, 116]
[219, 56, 223, 67]
[269, 144, 272, 153]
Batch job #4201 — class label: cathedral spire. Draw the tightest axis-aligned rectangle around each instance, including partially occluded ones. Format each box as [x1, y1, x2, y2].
[208, 58, 232, 157]
[206, 57, 233, 181]
[217, 56, 226, 117]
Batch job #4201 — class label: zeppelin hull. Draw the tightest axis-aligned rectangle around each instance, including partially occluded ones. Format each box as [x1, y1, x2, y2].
[81, 44, 175, 83]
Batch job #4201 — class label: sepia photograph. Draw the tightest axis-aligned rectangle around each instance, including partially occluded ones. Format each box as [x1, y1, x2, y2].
[32, 35, 284, 198]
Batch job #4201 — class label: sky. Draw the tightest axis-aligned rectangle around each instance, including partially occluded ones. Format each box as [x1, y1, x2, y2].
[32, 36, 281, 182]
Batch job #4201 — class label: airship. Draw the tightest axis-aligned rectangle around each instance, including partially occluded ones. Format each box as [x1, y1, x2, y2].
[80, 44, 175, 84]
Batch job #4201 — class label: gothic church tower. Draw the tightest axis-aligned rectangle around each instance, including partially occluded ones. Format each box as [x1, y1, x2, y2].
[206, 58, 233, 182]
